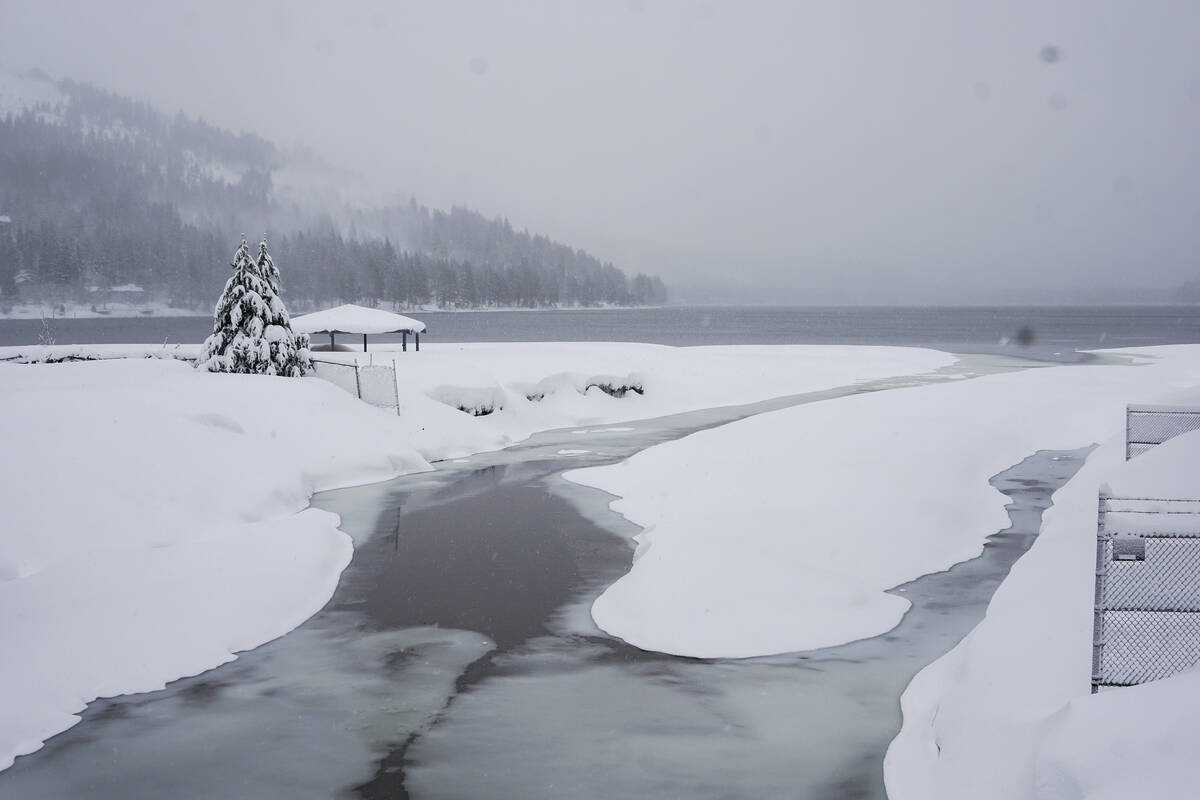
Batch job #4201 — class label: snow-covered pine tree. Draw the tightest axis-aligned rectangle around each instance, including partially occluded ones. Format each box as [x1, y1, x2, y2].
[197, 237, 312, 376]
[253, 238, 312, 375]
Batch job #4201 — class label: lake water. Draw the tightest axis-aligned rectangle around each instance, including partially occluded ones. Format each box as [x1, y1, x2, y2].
[2, 305, 1198, 361]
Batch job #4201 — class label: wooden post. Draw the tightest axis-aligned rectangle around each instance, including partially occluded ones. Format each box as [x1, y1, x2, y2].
[329, 331, 335, 349]
[363, 333, 368, 352]
[415, 332, 420, 352]
[402, 331, 407, 352]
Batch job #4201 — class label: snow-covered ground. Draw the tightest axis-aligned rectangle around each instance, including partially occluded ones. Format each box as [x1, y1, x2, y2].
[8, 340, 1200, 795]
[884, 365, 1200, 800]
[560, 344, 1200, 798]
[0, 301, 205, 320]
[0, 342, 950, 771]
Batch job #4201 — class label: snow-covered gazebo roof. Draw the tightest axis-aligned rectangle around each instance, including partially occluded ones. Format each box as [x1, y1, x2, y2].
[290, 304, 426, 351]
[291, 304, 426, 335]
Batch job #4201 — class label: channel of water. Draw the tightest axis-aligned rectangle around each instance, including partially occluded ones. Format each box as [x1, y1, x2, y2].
[0, 354, 1090, 798]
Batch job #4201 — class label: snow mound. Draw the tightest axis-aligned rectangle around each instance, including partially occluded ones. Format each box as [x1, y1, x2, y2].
[885, 354, 1200, 800]
[1034, 665, 1200, 800]
[567, 346, 1200, 659]
[428, 384, 506, 416]
[514, 371, 644, 402]
[0, 359, 430, 770]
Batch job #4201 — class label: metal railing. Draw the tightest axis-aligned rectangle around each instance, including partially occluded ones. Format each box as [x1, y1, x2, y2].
[1126, 404, 1200, 459]
[310, 358, 400, 414]
[1092, 492, 1200, 692]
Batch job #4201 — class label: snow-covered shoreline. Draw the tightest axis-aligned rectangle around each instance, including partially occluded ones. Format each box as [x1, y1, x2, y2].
[0, 302, 206, 320]
[561, 347, 1200, 658]
[0, 302, 668, 321]
[555, 344, 1200, 798]
[884, 356, 1200, 800]
[0, 341, 952, 771]
[7, 341, 1200, 796]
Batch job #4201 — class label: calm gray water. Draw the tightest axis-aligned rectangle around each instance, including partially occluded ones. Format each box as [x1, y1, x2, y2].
[0, 358, 1087, 799]
[3, 305, 1198, 361]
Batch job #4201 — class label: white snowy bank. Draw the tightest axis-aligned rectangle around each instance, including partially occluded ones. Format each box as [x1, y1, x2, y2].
[564, 346, 1200, 659]
[0, 301, 203, 320]
[885, 363, 1200, 800]
[0, 342, 950, 771]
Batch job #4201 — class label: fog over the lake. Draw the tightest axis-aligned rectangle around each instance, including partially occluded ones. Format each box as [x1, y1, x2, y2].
[3, 0, 1199, 304]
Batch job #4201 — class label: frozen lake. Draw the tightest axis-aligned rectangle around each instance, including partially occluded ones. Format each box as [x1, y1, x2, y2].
[0, 361, 1089, 798]
[2, 305, 1198, 362]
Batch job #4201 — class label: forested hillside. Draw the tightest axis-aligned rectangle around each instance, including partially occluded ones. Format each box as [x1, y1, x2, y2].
[0, 72, 666, 312]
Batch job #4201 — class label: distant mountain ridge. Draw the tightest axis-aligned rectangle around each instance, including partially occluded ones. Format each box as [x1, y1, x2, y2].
[0, 69, 666, 312]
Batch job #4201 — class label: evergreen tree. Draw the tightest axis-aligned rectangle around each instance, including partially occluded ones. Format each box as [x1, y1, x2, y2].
[197, 237, 311, 376]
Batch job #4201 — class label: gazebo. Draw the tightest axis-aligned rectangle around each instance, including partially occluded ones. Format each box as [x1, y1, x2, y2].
[290, 304, 427, 352]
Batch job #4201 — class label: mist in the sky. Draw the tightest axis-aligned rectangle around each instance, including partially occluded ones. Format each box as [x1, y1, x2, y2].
[2, 0, 1199, 304]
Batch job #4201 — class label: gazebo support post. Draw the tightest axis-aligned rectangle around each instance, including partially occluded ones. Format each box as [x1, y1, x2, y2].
[415, 332, 420, 352]
[363, 333, 368, 352]
[329, 332, 335, 348]
[402, 332, 407, 352]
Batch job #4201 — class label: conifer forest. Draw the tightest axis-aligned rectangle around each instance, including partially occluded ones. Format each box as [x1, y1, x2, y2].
[0, 74, 667, 312]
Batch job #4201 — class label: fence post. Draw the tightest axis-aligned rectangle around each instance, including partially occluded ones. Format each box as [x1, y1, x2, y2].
[1125, 405, 1132, 461]
[1092, 489, 1110, 693]
[354, 362, 362, 400]
[393, 359, 400, 415]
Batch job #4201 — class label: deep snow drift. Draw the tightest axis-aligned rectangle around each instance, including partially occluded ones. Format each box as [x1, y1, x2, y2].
[884, 361, 1200, 800]
[0, 342, 950, 771]
[557, 345, 1200, 798]
[564, 347, 1200, 657]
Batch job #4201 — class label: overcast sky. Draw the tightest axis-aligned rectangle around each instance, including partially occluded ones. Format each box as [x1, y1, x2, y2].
[3, 0, 1199, 303]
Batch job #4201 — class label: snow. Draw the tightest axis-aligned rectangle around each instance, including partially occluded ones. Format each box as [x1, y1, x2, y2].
[14, 335, 1200, 793]
[0, 341, 952, 771]
[1033, 663, 1200, 800]
[564, 346, 1200, 659]
[1, 343, 193, 364]
[290, 304, 426, 335]
[428, 384, 506, 416]
[0, 359, 433, 769]
[884, 378, 1200, 800]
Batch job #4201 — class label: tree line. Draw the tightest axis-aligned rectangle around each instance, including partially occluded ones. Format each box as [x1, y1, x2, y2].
[0, 73, 667, 312]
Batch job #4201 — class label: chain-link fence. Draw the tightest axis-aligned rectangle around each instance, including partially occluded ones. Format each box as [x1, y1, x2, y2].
[1092, 494, 1200, 691]
[1126, 404, 1200, 460]
[311, 358, 400, 414]
[358, 364, 400, 410]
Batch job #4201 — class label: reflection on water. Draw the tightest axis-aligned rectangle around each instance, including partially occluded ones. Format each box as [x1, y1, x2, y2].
[401, 447, 1091, 800]
[0, 613, 491, 799]
[0, 356, 1088, 799]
